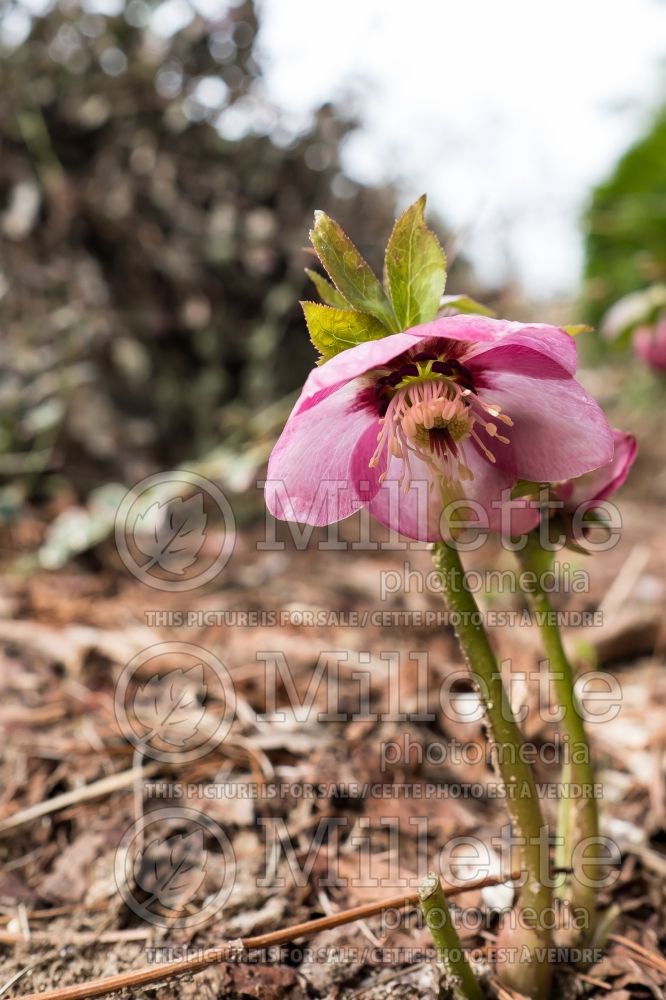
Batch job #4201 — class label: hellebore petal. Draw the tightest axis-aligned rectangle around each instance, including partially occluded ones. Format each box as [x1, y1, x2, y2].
[266, 315, 615, 541]
[293, 331, 437, 416]
[367, 457, 447, 542]
[467, 323, 578, 375]
[292, 315, 571, 415]
[476, 367, 614, 482]
[632, 318, 666, 372]
[561, 429, 637, 509]
[265, 383, 382, 526]
[366, 447, 517, 542]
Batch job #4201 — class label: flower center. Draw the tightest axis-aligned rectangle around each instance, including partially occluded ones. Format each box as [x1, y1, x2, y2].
[369, 356, 513, 492]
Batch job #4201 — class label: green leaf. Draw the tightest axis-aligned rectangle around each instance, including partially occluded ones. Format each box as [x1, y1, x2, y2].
[301, 302, 387, 362]
[310, 211, 398, 331]
[439, 294, 495, 317]
[385, 194, 447, 329]
[562, 324, 593, 337]
[304, 268, 350, 309]
[510, 479, 544, 500]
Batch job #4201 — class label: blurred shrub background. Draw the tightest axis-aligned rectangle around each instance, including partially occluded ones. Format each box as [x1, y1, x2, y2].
[2, 2, 360, 507]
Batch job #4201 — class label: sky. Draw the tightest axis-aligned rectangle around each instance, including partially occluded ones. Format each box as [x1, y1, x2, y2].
[257, 0, 666, 296]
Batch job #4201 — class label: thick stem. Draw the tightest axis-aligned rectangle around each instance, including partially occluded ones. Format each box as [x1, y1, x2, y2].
[431, 542, 552, 1000]
[419, 872, 483, 1000]
[517, 534, 599, 939]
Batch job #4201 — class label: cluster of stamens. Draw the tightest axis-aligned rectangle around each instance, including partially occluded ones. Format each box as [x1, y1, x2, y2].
[368, 354, 513, 493]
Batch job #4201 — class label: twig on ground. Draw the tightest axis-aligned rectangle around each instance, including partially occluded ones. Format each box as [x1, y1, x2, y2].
[0, 902, 108, 925]
[13, 871, 520, 1000]
[0, 763, 160, 835]
[609, 933, 666, 976]
[0, 955, 58, 999]
[0, 928, 152, 947]
[575, 971, 612, 990]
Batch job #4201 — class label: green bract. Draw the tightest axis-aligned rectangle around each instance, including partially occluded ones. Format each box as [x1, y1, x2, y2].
[303, 195, 453, 362]
[303, 269, 349, 310]
[309, 210, 399, 330]
[300, 302, 387, 361]
[439, 293, 494, 317]
[562, 324, 593, 337]
[384, 194, 446, 329]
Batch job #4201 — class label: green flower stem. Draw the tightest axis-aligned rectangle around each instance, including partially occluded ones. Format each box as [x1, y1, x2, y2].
[431, 541, 552, 1000]
[517, 533, 599, 934]
[419, 872, 483, 1000]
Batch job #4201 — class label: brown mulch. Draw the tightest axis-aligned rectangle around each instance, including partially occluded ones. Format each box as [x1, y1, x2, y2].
[0, 499, 664, 999]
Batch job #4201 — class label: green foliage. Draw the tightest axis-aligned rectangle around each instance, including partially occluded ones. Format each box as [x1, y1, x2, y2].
[385, 195, 446, 328]
[439, 294, 495, 317]
[561, 324, 593, 337]
[583, 108, 666, 325]
[510, 479, 543, 500]
[310, 211, 399, 330]
[304, 269, 349, 309]
[304, 196, 483, 362]
[301, 303, 386, 362]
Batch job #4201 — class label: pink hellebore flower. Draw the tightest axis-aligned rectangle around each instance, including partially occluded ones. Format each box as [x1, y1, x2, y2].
[265, 316, 614, 541]
[632, 316, 666, 372]
[555, 428, 637, 512]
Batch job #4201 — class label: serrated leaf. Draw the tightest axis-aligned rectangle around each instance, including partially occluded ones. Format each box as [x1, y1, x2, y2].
[310, 211, 398, 331]
[301, 301, 387, 362]
[385, 195, 447, 329]
[439, 294, 495, 318]
[134, 665, 207, 747]
[135, 831, 206, 910]
[305, 268, 350, 309]
[133, 495, 206, 575]
[561, 324, 593, 337]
